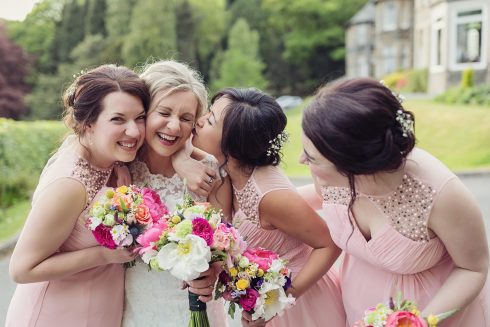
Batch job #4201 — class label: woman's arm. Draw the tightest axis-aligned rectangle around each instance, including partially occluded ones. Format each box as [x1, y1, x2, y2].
[422, 178, 488, 315]
[296, 183, 323, 211]
[172, 146, 217, 198]
[9, 178, 137, 284]
[260, 189, 341, 298]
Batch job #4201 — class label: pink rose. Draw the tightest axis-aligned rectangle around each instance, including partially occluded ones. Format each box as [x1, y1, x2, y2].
[92, 225, 116, 249]
[192, 218, 214, 246]
[243, 248, 279, 271]
[142, 188, 168, 223]
[240, 288, 259, 312]
[137, 221, 168, 247]
[386, 311, 426, 327]
[213, 224, 232, 250]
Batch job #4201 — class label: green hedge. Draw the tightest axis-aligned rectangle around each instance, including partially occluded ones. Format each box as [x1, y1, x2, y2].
[0, 119, 66, 207]
[435, 84, 490, 106]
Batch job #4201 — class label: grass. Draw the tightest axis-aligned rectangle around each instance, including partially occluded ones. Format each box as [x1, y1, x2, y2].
[0, 200, 30, 242]
[280, 99, 490, 177]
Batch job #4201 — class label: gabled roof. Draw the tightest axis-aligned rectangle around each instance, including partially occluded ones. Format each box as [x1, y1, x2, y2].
[348, 1, 375, 25]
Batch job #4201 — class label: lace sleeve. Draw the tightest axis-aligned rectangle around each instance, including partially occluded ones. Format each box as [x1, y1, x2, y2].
[129, 161, 150, 188]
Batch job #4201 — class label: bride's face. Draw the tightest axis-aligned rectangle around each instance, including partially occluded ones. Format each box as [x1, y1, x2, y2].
[145, 90, 198, 158]
[192, 97, 229, 164]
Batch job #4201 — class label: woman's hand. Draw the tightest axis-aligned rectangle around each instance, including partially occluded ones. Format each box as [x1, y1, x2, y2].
[172, 147, 217, 198]
[101, 247, 139, 264]
[185, 262, 222, 302]
[241, 312, 266, 327]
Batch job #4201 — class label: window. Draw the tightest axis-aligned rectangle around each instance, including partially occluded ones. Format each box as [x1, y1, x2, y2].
[383, 46, 396, 74]
[450, 3, 487, 70]
[431, 16, 445, 70]
[383, 1, 397, 31]
[455, 10, 482, 63]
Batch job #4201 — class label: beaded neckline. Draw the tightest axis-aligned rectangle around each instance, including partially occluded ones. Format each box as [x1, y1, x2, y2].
[321, 174, 436, 242]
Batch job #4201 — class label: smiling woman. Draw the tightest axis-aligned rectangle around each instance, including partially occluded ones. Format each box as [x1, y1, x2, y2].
[6, 64, 150, 327]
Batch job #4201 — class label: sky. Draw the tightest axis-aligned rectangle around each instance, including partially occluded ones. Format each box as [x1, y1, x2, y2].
[0, 0, 39, 21]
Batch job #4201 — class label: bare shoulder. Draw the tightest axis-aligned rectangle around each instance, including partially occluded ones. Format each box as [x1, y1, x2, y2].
[33, 177, 87, 216]
[429, 177, 482, 229]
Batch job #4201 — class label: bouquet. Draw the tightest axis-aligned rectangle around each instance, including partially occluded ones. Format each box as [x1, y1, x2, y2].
[357, 292, 457, 327]
[86, 185, 167, 266]
[137, 193, 247, 327]
[215, 247, 296, 322]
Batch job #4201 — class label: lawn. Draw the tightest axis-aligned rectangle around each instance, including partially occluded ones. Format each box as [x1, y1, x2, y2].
[280, 99, 490, 177]
[0, 200, 30, 243]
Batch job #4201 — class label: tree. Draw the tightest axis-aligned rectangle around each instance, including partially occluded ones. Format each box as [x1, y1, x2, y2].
[122, 0, 177, 68]
[104, 0, 136, 64]
[176, 0, 197, 65]
[211, 19, 267, 92]
[263, 0, 365, 93]
[85, 0, 107, 37]
[187, 0, 227, 82]
[0, 24, 31, 119]
[5, 0, 61, 74]
[52, 0, 86, 64]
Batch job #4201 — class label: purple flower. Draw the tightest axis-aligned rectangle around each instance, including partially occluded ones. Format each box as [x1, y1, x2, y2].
[239, 288, 259, 312]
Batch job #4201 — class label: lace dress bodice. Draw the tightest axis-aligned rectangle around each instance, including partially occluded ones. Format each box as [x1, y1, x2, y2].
[123, 157, 227, 327]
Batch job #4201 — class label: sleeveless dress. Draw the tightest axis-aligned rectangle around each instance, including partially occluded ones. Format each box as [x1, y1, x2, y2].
[6, 136, 126, 327]
[232, 165, 346, 327]
[321, 148, 489, 326]
[122, 159, 228, 327]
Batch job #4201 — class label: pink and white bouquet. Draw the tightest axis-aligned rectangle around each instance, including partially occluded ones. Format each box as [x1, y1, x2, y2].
[86, 185, 168, 251]
[356, 292, 457, 327]
[215, 247, 296, 321]
[137, 193, 247, 327]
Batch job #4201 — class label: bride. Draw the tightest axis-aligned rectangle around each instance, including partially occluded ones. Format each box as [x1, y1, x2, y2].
[122, 60, 230, 327]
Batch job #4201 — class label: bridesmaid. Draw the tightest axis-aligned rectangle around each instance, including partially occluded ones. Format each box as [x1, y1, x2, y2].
[6, 65, 150, 327]
[299, 78, 489, 326]
[190, 88, 346, 327]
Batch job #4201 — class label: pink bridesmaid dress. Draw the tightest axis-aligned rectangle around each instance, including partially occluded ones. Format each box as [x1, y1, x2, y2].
[6, 137, 125, 327]
[321, 148, 489, 326]
[233, 165, 346, 327]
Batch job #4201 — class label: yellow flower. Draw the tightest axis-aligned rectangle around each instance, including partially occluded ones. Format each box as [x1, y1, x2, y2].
[171, 215, 181, 224]
[229, 267, 238, 277]
[236, 279, 249, 290]
[427, 315, 439, 327]
[411, 308, 420, 316]
[105, 189, 115, 198]
[257, 269, 264, 277]
[116, 185, 128, 194]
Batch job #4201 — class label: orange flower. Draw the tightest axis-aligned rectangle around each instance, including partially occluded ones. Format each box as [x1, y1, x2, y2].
[135, 204, 151, 224]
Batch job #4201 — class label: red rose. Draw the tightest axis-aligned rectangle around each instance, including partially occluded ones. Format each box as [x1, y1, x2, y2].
[240, 288, 259, 312]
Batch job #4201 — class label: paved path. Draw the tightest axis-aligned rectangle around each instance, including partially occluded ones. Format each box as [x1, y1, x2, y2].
[1, 174, 489, 322]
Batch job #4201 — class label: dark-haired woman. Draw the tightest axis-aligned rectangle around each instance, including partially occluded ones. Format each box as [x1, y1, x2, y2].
[6, 65, 149, 327]
[191, 88, 346, 327]
[299, 78, 489, 326]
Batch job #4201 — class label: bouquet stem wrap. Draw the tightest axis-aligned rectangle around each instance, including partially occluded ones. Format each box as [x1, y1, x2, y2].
[188, 291, 210, 327]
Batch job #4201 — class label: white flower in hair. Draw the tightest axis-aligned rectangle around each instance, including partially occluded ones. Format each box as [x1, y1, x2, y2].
[266, 131, 289, 157]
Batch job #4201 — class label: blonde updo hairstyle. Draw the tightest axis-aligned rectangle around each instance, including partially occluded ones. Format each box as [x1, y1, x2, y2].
[62, 64, 150, 137]
[139, 60, 208, 119]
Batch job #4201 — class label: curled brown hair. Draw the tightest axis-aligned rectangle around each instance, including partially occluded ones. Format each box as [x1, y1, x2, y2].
[62, 64, 150, 136]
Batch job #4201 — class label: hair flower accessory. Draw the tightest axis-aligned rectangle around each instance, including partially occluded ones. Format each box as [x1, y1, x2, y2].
[266, 131, 289, 157]
[396, 109, 414, 137]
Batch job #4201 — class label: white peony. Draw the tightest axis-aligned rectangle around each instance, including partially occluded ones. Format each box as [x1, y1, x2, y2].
[155, 234, 211, 281]
[88, 216, 102, 230]
[252, 282, 295, 321]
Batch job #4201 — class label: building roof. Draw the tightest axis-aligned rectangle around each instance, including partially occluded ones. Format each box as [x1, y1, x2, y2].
[348, 1, 375, 25]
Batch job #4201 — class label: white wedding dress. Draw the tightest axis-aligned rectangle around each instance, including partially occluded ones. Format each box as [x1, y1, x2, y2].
[122, 158, 228, 327]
